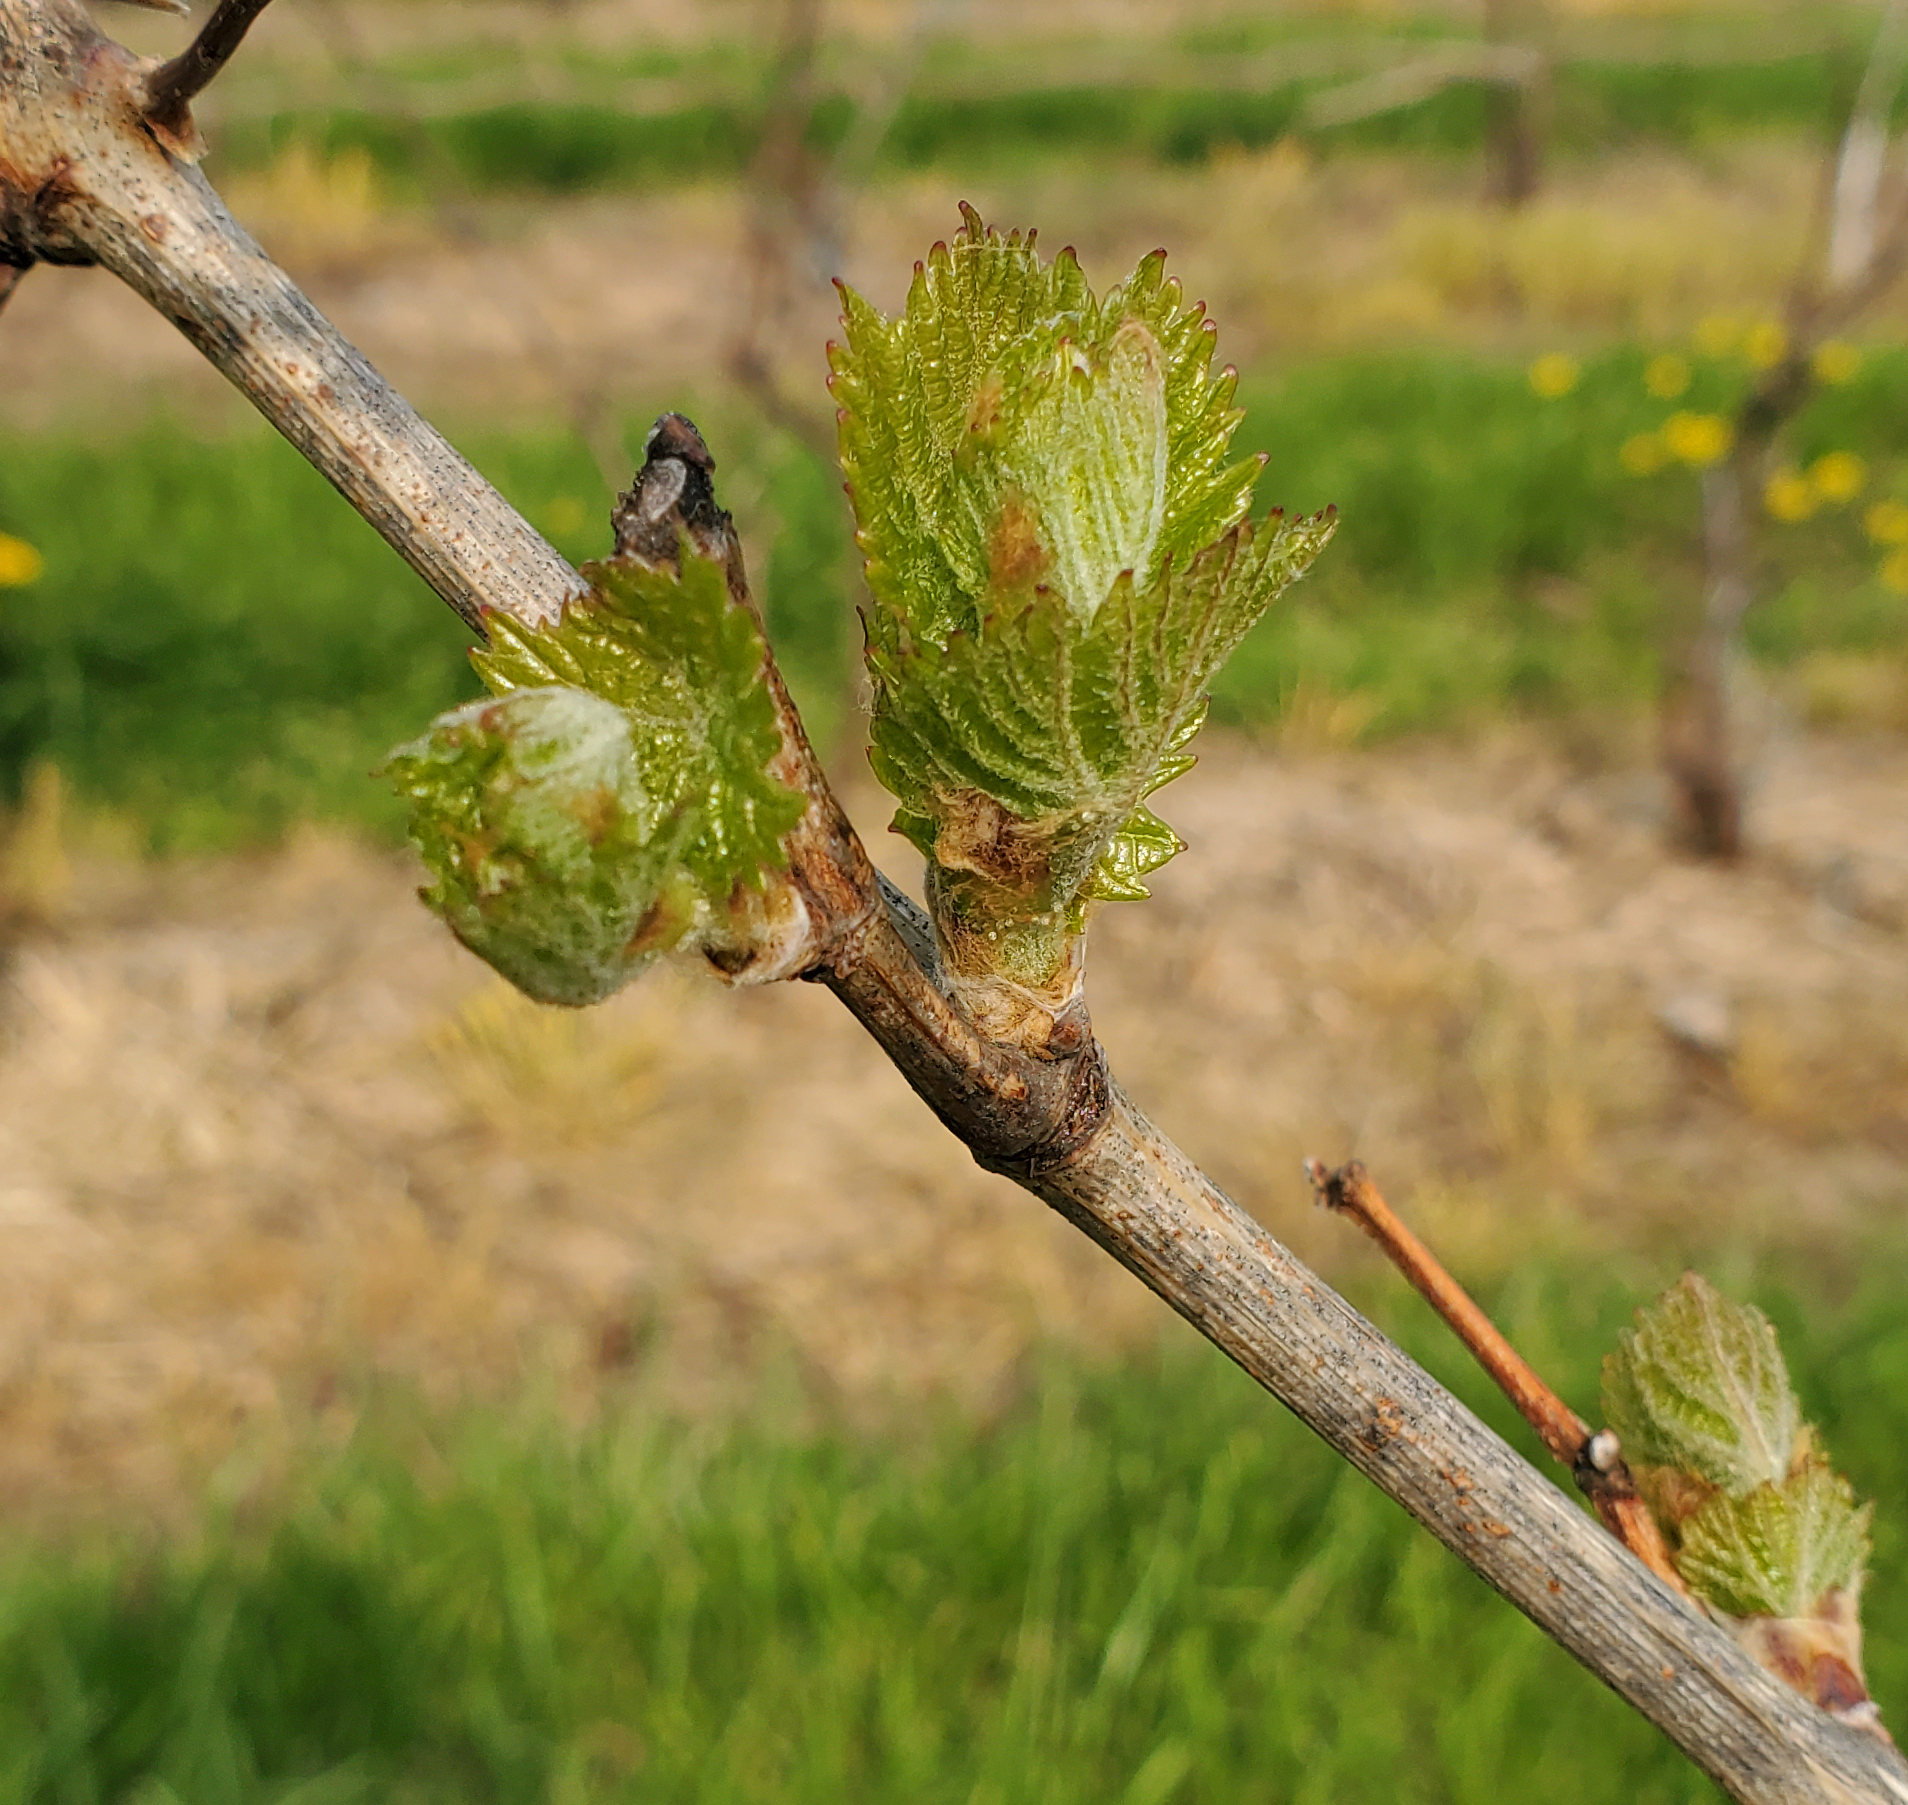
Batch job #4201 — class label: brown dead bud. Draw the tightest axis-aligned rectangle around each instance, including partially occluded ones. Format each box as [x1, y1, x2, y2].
[606, 413, 878, 984]
[612, 413, 729, 570]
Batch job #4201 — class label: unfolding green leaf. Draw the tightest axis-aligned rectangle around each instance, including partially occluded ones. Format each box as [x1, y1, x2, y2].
[832, 209, 1326, 954]
[1091, 248, 1263, 572]
[867, 510, 1334, 920]
[1601, 1272, 1877, 1677]
[1678, 1460, 1871, 1621]
[833, 208, 1094, 647]
[1003, 320, 1170, 629]
[388, 552, 806, 1005]
[476, 557, 803, 895]
[1085, 802, 1184, 904]
[1601, 1272, 1801, 1496]
[832, 207, 1263, 652]
[388, 687, 694, 1005]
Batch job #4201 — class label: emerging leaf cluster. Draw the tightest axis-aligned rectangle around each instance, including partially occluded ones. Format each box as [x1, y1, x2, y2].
[1602, 1274, 1870, 1623]
[388, 555, 805, 1006]
[832, 206, 1333, 934]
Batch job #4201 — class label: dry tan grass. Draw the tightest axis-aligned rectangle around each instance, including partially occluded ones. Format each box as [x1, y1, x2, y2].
[1385, 148, 1815, 342]
[216, 143, 438, 276]
[0, 730, 1902, 1523]
[424, 977, 672, 1145]
[984, 136, 1840, 365]
[1790, 651, 1908, 735]
[0, 762, 73, 928]
[1732, 993, 1908, 1144]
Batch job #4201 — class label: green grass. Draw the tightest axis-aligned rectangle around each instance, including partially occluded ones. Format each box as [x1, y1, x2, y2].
[0, 415, 851, 849]
[4, 346, 1904, 845]
[215, 50, 1892, 199]
[1213, 346, 1908, 735]
[0, 425, 481, 849]
[1, 1254, 1902, 1803]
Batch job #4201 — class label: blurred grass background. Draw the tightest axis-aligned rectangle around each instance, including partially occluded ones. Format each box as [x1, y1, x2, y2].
[210, 51, 1901, 195]
[4, 348, 1905, 845]
[6, 1257, 1907, 1805]
[2, 0, 1906, 1797]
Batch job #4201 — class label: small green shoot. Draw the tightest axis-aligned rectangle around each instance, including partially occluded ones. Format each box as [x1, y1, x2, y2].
[387, 551, 805, 1005]
[1603, 1274, 1875, 1719]
[832, 207, 1333, 1003]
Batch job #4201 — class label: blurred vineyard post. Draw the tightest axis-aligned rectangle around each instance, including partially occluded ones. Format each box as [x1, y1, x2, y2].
[1663, 0, 1908, 858]
[728, 0, 962, 737]
[1481, 0, 1551, 208]
[1301, 1, 1550, 206]
[731, 0, 959, 451]
[730, 0, 835, 456]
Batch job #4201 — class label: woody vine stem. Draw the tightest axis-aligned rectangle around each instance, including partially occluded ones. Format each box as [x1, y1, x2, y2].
[0, 2, 1903, 1799]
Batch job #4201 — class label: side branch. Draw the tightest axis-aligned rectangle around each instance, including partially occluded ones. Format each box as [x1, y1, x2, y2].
[142, 0, 275, 145]
[1308, 1158, 1682, 1591]
[1309, 1158, 1585, 1463]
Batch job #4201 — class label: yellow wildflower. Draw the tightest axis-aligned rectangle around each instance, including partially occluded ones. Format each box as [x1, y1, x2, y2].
[1694, 314, 1742, 358]
[1863, 499, 1908, 546]
[1763, 470, 1817, 523]
[1662, 412, 1734, 467]
[1813, 340, 1862, 385]
[1882, 548, 1908, 595]
[1619, 432, 1668, 476]
[1809, 451, 1866, 506]
[1744, 321, 1788, 370]
[1528, 353, 1580, 399]
[1644, 353, 1691, 399]
[0, 533, 44, 588]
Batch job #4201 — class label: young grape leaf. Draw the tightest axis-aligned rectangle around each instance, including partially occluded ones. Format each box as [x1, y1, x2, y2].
[388, 550, 806, 1005]
[1601, 1271, 1801, 1496]
[866, 509, 1335, 923]
[1678, 1459, 1871, 1622]
[1600, 1271, 1878, 1712]
[833, 209, 1328, 967]
[832, 206, 1267, 653]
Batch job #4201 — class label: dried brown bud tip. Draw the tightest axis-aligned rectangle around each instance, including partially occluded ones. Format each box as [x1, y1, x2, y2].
[612, 413, 729, 566]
